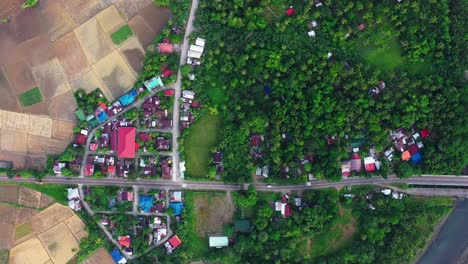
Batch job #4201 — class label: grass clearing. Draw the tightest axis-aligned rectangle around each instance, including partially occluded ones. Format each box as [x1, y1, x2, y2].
[20, 183, 69, 205]
[181, 192, 209, 258]
[206, 85, 225, 106]
[359, 39, 404, 71]
[184, 113, 222, 178]
[192, 191, 235, 236]
[15, 222, 33, 240]
[111, 25, 133, 45]
[18, 87, 43, 107]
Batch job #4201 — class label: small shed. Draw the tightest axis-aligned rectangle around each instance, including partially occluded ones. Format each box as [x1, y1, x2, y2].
[209, 236, 229, 248]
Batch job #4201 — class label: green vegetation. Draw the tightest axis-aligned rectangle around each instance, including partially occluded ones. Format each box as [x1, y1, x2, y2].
[1, 18, 9, 23]
[184, 114, 221, 178]
[18, 87, 43, 107]
[76, 212, 112, 262]
[192, 0, 466, 183]
[111, 25, 133, 45]
[83, 186, 120, 211]
[0, 250, 8, 264]
[14, 222, 33, 240]
[20, 183, 69, 205]
[21, 0, 38, 9]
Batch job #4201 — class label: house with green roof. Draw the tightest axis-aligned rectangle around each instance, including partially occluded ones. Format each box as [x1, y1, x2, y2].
[74, 109, 86, 121]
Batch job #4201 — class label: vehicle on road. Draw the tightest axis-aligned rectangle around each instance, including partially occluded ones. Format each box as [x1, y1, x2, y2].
[66, 178, 72, 180]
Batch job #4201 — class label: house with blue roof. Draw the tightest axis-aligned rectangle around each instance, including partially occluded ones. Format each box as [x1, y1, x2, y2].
[169, 202, 184, 215]
[139, 195, 154, 212]
[97, 111, 109, 123]
[144, 76, 164, 91]
[411, 152, 423, 164]
[119, 93, 135, 106]
[110, 249, 127, 264]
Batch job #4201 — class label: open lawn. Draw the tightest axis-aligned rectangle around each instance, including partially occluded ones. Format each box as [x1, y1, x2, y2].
[300, 206, 357, 260]
[14, 222, 33, 241]
[20, 183, 68, 205]
[184, 114, 222, 178]
[358, 39, 404, 71]
[18, 87, 43, 107]
[111, 25, 133, 45]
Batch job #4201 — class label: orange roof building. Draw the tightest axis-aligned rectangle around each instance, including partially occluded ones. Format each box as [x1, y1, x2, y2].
[158, 43, 174, 54]
[401, 151, 411, 161]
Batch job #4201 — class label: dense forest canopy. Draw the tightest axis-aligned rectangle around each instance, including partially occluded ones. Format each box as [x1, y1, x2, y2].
[188, 0, 466, 182]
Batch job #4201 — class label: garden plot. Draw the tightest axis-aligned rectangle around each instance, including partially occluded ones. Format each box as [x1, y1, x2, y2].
[92, 50, 136, 99]
[38, 222, 79, 264]
[19, 87, 43, 107]
[28, 115, 53, 138]
[18, 186, 42, 208]
[31, 203, 74, 233]
[53, 32, 90, 82]
[1, 111, 29, 132]
[14, 222, 34, 241]
[9, 237, 50, 264]
[49, 91, 78, 122]
[32, 58, 71, 99]
[38, 0, 77, 41]
[74, 18, 114, 64]
[0, 66, 20, 111]
[119, 36, 145, 74]
[1, 130, 28, 153]
[27, 135, 68, 155]
[52, 120, 75, 141]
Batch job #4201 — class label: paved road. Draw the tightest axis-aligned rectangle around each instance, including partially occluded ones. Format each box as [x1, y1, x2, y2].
[3, 175, 468, 192]
[171, 0, 200, 182]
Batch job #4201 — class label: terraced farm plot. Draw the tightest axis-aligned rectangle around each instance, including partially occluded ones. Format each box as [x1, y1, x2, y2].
[111, 25, 133, 45]
[18, 87, 42, 107]
[14, 222, 33, 240]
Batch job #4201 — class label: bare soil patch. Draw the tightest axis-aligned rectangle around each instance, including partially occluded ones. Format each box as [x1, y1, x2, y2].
[1, 130, 28, 153]
[64, 215, 88, 241]
[32, 58, 71, 99]
[24, 155, 47, 169]
[193, 192, 235, 236]
[14, 35, 56, 68]
[1, 111, 29, 133]
[38, 0, 77, 42]
[12, 8, 42, 42]
[14, 208, 39, 224]
[128, 15, 155, 49]
[22, 101, 50, 116]
[61, 0, 105, 24]
[82, 247, 115, 264]
[31, 203, 74, 233]
[115, 0, 152, 21]
[0, 151, 28, 169]
[18, 187, 42, 208]
[52, 120, 75, 141]
[0, 185, 19, 203]
[38, 222, 80, 264]
[0, 22, 20, 63]
[138, 5, 171, 37]
[9, 237, 50, 264]
[0, 66, 20, 112]
[0, 204, 16, 224]
[0, 222, 13, 250]
[92, 50, 136, 99]
[39, 194, 55, 209]
[3, 60, 37, 95]
[49, 91, 78, 122]
[0, 0, 22, 21]
[119, 37, 145, 74]
[28, 116, 53, 138]
[74, 18, 113, 64]
[96, 5, 125, 33]
[69, 69, 104, 93]
[53, 32, 90, 82]
[27, 135, 68, 155]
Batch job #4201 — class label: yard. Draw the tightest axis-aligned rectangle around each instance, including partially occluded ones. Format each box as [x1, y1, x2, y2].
[184, 113, 222, 178]
[18, 87, 43, 107]
[111, 25, 133, 45]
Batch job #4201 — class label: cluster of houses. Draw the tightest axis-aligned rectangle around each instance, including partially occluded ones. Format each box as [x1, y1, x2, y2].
[84, 154, 116, 177]
[180, 90, 198, 130]
[385, 128, 428, 163]
[274, 194, 299, 219]
[186, 37, 206, 66]
[107, 190, 134, 210]
[169, 191, 185, 222]
[344, 188, 405, 211]
[67, 188, 82, 211]
[139, 191, 166, 213]
[341, 147, 381, 177]
[140, 94, 173, 129]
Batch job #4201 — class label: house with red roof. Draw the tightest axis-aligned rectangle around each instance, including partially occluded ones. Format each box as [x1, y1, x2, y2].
[108, 165, 116, 176]
[158, 43, 174, 54]
[364, 157, 376, 172]
[138, 133, 151, 142]
[156, 137, 170, 150]
[285, 6, 295, 16]
[74, 134, 86, 146]
[165, 235, 182, 253]
[85, 163, 94, 176]
[118, 127, 136, 158]
[350, 154, 362, 172]
[164, 89, 175, 96]
[162, 67, 173, 77]
[161, 159, 172, 179]
[341, 160, 351, 177]
[421, 128, 430, 139]
[118, 235, 131, 247]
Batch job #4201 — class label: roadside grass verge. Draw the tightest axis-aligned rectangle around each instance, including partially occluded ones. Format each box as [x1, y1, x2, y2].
[19, 87, 43, 107]
[111, 25, 133, 45]
[184, 114, 222, 178]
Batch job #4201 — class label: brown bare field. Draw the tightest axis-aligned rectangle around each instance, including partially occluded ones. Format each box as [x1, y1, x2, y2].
[14, 35, 56, 68]
[27, 135, 68, 155]
[92, 50, 136, 99]
[82, 247, 115, 264]
[40, 194, 55, 209]
[18, 187, 42, 208]
[13, 8, 42, 42]
[96, 5, 125, 34]
[115, 0, 152, 21]
[0, 66, 20, 111]
[1, 111, 29, 133]
[0, 151, 27, 169]
[22, 101, 51, 116]
[38, 0, 77, 42]
[49, 91, 78, 122]
[1, 130, 28, 153]
[24, 155, 47, 169]
[31, 203, 74, 233]
[9, 237, 50, 264]
[61, 0, 104, 24]
[53, 32, 90, 82]
[69, 70, 105, 94]
[128, 15, 157, 49]
[0, 204, 16, 224]
[74, 18, 114, 64]
[119, 37, 145, 74]
[64, 215, 88, 241]
[3, 60, 36, 95]
[32, 58, 71, 99]
[15, 208, 39, 225]
[28, 116, 53, 138]
[138, 5, 171, 37]
[38, 222, 80, 264]
[193, 192, 235, 236]
[52, 120, 75, 141]
[0, 222, 13, 250]
[0, 0, 22, 21]
[0, 185, 19, 203]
